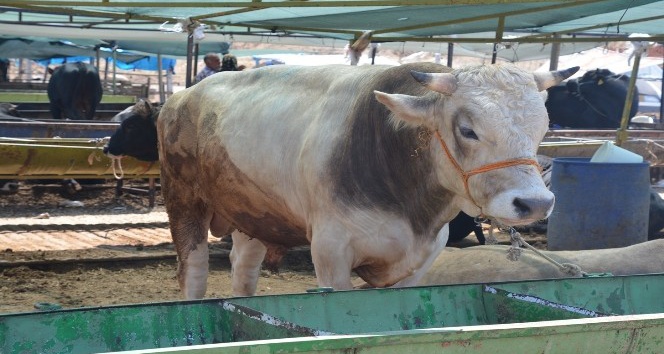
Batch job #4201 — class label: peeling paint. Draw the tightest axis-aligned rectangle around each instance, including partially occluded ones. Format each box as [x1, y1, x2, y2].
[221, 301, 336, 337]
[485, 285, 611, 317]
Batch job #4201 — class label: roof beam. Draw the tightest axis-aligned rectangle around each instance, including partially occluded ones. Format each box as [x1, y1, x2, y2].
[2, 1, 588, 8]
[370, 34, 662, 43]
[521, 13, 664, 39]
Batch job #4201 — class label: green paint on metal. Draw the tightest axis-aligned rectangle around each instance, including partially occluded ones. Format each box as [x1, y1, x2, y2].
[3, 274, 664, 353]
[606, 286, 626, 314]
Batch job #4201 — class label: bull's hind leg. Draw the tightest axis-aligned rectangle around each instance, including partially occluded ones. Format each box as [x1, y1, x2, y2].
[170, 210, 211, 299]
[170, 217, 209, 299]
[163, 176, 212, 299]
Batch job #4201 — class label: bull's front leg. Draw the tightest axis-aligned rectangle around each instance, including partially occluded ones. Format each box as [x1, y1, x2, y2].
[230, 231, 267, 296]
[310, 222, 355, 291]
[391, 224, 449, 288]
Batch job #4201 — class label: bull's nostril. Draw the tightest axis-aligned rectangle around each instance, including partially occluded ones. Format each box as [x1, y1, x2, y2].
[513, 197, 554, 218]
[513, 197, 531, 217]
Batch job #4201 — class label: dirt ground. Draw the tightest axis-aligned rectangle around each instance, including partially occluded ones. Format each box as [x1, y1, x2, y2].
[0, 180, 542, 314]
[0, 181, 323, 314]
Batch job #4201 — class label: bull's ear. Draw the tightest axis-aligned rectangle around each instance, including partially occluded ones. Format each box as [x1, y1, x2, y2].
[374, 90, 434, 127]
[410, 71, 458, 95]
[533, 66, 580, 91]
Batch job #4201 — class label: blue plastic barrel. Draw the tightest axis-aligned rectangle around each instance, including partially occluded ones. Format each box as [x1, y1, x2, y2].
[547, 157, 650, 251]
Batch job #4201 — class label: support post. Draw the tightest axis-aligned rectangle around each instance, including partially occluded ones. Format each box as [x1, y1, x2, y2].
[447, 43, 454, 67]
[185, 33, 194, 88]
[157, 53, 165, 103]
[616, 48, 643, 147]
[549, 34, 561, 71]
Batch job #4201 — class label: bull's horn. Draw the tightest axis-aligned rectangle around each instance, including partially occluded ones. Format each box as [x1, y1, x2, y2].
[411, 71, 458, 95]
[533, 66, 580, 91]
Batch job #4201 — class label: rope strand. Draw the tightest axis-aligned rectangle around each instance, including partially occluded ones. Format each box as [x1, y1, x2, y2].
[503, 225, 586, 277]
[111, 158, 124, 180]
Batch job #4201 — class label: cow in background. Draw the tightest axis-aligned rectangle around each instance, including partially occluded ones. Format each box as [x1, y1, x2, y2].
[47, 62, 103, 120]
[0, 58, 9, 82]
[545, 69, 639, 129]
[104, 99, 160, 162]
[447, 212, 486, 245]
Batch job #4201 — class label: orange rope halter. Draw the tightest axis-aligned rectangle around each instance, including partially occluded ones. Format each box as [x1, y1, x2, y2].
[433, 130, 541, 209]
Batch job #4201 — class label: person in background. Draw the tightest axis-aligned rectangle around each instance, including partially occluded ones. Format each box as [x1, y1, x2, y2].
[220, 54, 238, 72]
[194, 53, 220, 84]
[0, 58, 9, 82]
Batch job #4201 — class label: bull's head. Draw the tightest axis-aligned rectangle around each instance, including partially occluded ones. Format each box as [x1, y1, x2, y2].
[374, 64, 579, 226]
[103, 99, 160, 162]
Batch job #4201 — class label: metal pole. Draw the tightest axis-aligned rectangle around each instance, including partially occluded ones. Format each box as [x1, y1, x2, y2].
[615, 50, 642, 147]
[166, 67, 173, 97]
[660, 51, 663, 123]
[447, 43, 454, 67]
[193, 43, 199, 78]
[112, 46, 117, 95]
[491, 43, 498, 64]
[549, 34, 561, 71]
[157, 53, 165, 103]
[185, 34, 194, 88]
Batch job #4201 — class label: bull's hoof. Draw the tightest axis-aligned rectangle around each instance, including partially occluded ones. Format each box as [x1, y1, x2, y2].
[0, 182, 19, 195]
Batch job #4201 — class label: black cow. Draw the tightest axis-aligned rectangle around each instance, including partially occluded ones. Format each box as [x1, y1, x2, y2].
[545, 68, 639, 129]
[103, 99, 160, 162]
[0, 59, 8, 82]
[447, 212, 486, 245]
[47, 62, 103, 120]
[648, 190, 664, 240]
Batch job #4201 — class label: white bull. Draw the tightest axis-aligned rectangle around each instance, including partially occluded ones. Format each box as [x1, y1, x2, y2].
[157, 62, 578, 298]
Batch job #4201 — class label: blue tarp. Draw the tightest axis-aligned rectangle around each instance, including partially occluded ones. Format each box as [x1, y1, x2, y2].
[36, 56, 176, 72]
[114, 56, 176, 71]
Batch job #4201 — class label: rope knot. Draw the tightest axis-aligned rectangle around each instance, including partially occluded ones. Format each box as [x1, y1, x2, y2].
[560, 263, 586, 277]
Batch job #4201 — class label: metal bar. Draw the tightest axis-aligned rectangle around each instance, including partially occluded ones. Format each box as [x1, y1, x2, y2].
[520, 13, 664, 41]
[549, 34, 561, 70]
[615, 50, 642, 147]
[492, 16, 504, 64]
[3, 1, 579, 8]
[660, 53, 664, 123]
[369, 0, 604, 36]
[369, 35, 663, 43]
[446, 42, 453, 67]
[157, 53, 165, 104]
[185, 33, 194, 88]
[148, 177, 156, 208]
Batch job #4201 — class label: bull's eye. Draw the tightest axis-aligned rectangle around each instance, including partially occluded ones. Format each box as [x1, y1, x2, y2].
[460, 126, 479, 140]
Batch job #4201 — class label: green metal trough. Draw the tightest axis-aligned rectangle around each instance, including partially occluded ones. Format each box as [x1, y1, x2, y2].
[0, 137, 159, 179]
[2, 273, 664, 353]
